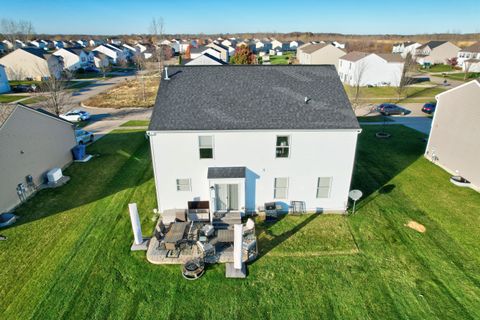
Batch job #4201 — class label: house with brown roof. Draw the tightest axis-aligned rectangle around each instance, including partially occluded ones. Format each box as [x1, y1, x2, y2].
[425, 80, 480, 189]
[338, 52, 405, 87]
[297, 43, 346, 69]
[415, 41, 460, 65]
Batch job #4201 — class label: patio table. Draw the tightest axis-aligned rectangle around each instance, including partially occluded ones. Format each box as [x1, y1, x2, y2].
[164, 222, 188, 250]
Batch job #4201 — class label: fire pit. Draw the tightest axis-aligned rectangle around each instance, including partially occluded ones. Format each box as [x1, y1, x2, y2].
[182, 258, 205, 280]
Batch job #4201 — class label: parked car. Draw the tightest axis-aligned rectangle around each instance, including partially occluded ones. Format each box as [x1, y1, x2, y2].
[75, 129, 94, 144]
[421, 102, 437, 114]
[376, 104, 410, 116]
[12, 84, 37, 93]
[60, 110, 90, 122]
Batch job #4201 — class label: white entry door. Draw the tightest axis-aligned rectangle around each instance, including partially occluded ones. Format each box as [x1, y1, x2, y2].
[215, 184, 239, 211]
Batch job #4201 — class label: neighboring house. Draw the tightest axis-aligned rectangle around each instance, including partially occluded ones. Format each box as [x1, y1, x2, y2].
[270, 39, 283, 50]
[109, 38, 122, 45]
[185, 53, 227, 65]
[332, 41, 346, 49]
[392, 41, 422, 58]
[147, 65, 360, 215]
[15, 40, 27, 48]
[289, 40, 304, 51]
[221, 39, 236, 47]
[457, 42, 480, 67]
[88, 39, 104, 47]
[53, 48, 89, 71]
[54, 40, 66, 49]
[123, 43, 139, 57]
[90, 51, 110, 69]
[41, 40, 55, 49]
[463, 59, 480, 72]
[29, 40, 46, 49]
[415, 41, 461, 65]
[207, 42, 230, 63]
[2, 40, 14, 50]
[135, 43, 155, 59]
[75, 40, 88, 47]
[0, 65, 11, 93]
[191, 46, 221, 60]
[297, 43, 346, 69]
[338, 52, 405, 87]
[93, 44, 126, 64]
[0, 47, 64, 80]
[425, 80, 480, 189]
[0, 103, 77, 214]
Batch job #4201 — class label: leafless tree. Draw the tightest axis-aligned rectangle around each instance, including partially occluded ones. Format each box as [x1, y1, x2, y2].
[149, 17, 165, 75]
[0, 18, 35, 47]
[35, 62, 72, 116]
[133, 54, 148, 102]
[395, 53, 415, 100]
[351, 61, 367, 109]
[463, 60, 473, 80]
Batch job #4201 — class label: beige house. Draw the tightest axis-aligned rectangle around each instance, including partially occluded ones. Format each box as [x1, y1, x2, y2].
[425, 80, 480, 188]
[297, 43, 345, 69]
[0, 47, 64, 80]
[0, 104, 77, 213]
[415, 41, 461, 65]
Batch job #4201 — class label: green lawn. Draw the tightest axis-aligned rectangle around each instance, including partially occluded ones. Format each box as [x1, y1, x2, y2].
[269, 52, 294, 65]
[120, 120, 150, 127]
[8, 80, 42, 86]
[419, 64, 454, 73]
[20, 96, 47, 105]
[1, 126, 479, 319]
[0, 94, 29, 103]
[444, 72, 480, 82]
[67, 80, 95, 90]
[357, 115, 393, 122]
[346, 85, 446, 104]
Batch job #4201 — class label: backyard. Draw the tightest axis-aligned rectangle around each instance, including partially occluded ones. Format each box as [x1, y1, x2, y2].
[345, 84, 446, 104]
[0, 125, 479, 319]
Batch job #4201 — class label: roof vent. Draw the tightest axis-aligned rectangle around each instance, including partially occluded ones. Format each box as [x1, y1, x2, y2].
[304, 97, 310, 104]
[164, 67, 170, 81]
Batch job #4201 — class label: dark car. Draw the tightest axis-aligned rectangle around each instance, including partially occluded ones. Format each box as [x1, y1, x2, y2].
[376, 103, 410, 116]
[12, 84, 37, 93]
[421, 102, 437, 114]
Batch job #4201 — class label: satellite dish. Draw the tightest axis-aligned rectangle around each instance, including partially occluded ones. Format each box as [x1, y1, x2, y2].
[348, 190, 363, 214]
[349, 190, 363, 201]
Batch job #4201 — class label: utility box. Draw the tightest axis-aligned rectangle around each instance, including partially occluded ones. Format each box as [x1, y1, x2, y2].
[46, 168, 63, 183]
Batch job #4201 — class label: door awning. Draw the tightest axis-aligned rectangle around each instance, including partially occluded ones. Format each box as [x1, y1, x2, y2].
[208, 167, 246, 179]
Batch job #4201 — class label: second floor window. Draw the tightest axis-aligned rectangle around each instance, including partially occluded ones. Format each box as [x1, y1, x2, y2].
[276, 136, 290, 158]
[199, 136, 213, 159]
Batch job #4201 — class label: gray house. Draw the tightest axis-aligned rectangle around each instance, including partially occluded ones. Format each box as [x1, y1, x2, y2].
[425, 79, 480, 189]
[0, 104, 77, 213]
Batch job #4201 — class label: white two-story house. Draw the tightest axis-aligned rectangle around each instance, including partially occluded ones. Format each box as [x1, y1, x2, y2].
[338, 52, 405, 87]
[147, 65, 361, 215]
[391, 41, 422, 58]
[457, 42, 480, 72]
[53, 48, 89, 71]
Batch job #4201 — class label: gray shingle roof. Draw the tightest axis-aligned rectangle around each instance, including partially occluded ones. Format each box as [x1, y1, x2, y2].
[149, 65, 359, 131]
[208, 167, 246, 179]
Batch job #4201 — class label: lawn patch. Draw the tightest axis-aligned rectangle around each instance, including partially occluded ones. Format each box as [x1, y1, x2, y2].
[0, 95, 29, 103]
[120, 120, 150, 127]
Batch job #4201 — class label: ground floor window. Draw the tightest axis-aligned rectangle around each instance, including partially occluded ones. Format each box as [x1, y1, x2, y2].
[176, 178, 191, 191]
[316, 177, 332, 198]
[274, 177, 289, 199]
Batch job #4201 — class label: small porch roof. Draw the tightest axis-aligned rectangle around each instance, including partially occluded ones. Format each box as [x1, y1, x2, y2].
[208, 167, 246, 179]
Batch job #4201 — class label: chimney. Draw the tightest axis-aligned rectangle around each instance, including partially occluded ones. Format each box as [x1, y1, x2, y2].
[164, 67, 170, 80]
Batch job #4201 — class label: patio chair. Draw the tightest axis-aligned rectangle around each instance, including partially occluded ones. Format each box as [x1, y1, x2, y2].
[196, 240, 216, 263]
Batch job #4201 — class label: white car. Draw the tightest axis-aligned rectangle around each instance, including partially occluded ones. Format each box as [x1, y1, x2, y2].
[75, 129, 94, 144]
[60, 110, 91, 122]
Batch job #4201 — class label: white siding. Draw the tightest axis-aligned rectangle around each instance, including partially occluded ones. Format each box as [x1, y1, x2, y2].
[149, 129, 359, 214]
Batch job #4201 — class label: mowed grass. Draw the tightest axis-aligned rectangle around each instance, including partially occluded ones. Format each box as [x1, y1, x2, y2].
[1, 126, 480, 319]
[0, 94, 29, 103]
[269, 52, 294, 65]
[120, 120, 150, 127]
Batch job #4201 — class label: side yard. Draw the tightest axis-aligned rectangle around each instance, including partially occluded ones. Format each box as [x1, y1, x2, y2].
[0, 126, 479, 319]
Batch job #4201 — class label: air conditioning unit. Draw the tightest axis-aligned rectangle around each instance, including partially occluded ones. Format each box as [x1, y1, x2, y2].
[46, 168, 63, 183]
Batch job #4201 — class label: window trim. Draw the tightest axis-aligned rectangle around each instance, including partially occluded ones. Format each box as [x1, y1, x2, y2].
[274, 177, 289, 199]
[176, 178, 191, 192]
[275, 135, 291, 159]
[198, 135, 214, 159]
[316, 177, 332, 199]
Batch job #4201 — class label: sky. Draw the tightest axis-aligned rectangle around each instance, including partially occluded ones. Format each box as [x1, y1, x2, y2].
[2, 0, 480, 35]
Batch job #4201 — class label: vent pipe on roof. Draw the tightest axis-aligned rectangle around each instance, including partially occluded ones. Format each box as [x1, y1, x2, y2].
[164, 67, 170, 80]
[304, 97, 310, 104]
